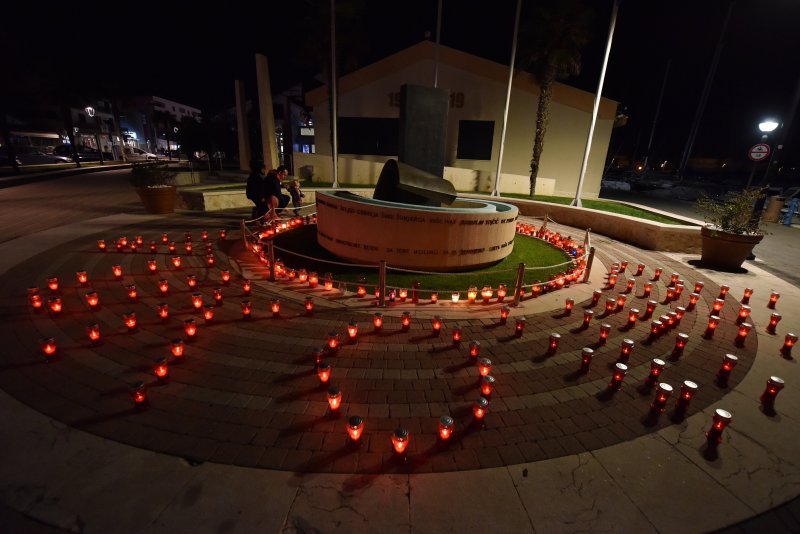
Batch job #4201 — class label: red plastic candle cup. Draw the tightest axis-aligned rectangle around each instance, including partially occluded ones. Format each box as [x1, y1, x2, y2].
[170, 339, 185, 358]
[742, 287, 753, 304]
[391, 427, 409, 455]
[650, 320, 662, 337]
[130, 381, 147, 408]
[126, 284, 138, 301]
[123, 311, 137, 331]
[308, 272, 319, 288]
[643, 282, 653, 298]
[646, 300, 657, 315]
[213, 288, 223, 303]
[675, 307, 686, 324]
[202, 305, 214, 322]
[373, 312, 383, 331]
[29, 293, 43, 311]
[327, 386, 342, 412]
[438, 415, 454, 441]
[327, 332, 339, 350]
[87, 324, 101, 344]
[149, 241, 157, 253]
[270, 298, 280, 317]
[627, 308, 639, 326]
[653, 267, 663, 281]
[481, 285, 493, 304]
[324, 273, 334, 291]
[549, 333, 561, 352]
[154, 357, 169, 383]
[473, 397, 489, 420]
[313, 347, 325, 366]
[481, 375, 495, 396]
[564, 298, 574, 314]
[635, 263, 645, 276]
[647, 358, 666, 385]
[674, 333, 689, 354]
[581, 347, 594, 371]
[40, 337, 57, 358]
[97, 239, 107, 251]
[592, 289, 602, 305]
[347, 322, 358, 341]
[398, 311, 410, 331]
[497, 284, 507, 302]
[317, 361, 331, 384]
[478, 358, 492, 377]
[184, 318, 197, 338]
[469, 340, 480, 358]
[609, 363, 628, 390]
[242, 279, 251, 295]
[451, 326, 462, 346]
[500, 306, 510, 323]
[712, 298, 725, 314]
[666, 287, 675, 302]
[347, 415, 364, 443]
[760, 376, 785, 408]
[583, 310, 594, 326]
[190, 293, 201, 310]
[515, 316, 526, 336]
[652, 382, 673, 412]
[693, 281, 704, 294]
[240, 300, 252, 319]
[431, 316, 443, 335]
[430, 292, 438, 304]
[607, 273, 617, 288]
[737, 322, 752, 340]
[599, 323, 611, 343]
[678, 380, 698, 408]
[157, 302, 169, 320]
[76, 271, 88, 286]
[718, 353, 738, 380]
[616, 294, 627, 309]
[718, 284, 730, 297]
[184, 242, 192, 255]
[44, 293, 63, 314]
[467, 286, 478, 304]
[768, 291, 780, 309]
[620, 260, 628, 273]
[706, 408, 732, 443]
[112, 265, 123, 279]
[626, 278, 636, 293]
[221, 270, 231, 284]
[737, 304, 751, 323]
[620, 338, 634, 360]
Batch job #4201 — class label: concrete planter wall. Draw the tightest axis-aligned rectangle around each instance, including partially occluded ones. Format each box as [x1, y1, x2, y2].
[480, 196, 702, 253]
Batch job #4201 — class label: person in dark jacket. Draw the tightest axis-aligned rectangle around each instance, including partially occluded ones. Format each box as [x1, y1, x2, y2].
[265, 165, 291, 217]
[245, 163, 269, 219]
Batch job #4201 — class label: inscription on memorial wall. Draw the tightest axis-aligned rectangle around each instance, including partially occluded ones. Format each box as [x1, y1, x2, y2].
[318, 201, 518, 257]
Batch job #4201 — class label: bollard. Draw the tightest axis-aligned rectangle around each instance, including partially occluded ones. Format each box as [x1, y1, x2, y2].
[378, 260, 387, 308]
[582, 246, 596, 284]
[512, 262, 526, 307]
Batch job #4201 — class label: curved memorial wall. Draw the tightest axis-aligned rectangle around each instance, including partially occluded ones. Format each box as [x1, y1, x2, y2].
[316, 191, 519, 271]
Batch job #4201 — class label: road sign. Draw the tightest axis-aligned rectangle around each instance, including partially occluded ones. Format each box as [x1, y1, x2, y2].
[749, 143, 770, 161]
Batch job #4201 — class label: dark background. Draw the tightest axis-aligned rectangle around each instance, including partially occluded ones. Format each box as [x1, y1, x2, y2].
[4, 0, 799, 170]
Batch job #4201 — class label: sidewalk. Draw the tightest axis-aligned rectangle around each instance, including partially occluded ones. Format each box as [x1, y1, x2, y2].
[1, 176, 799, 532]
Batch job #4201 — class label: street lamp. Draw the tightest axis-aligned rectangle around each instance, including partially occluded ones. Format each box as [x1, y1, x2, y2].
[745, 118, 780, 187]
[85, 106, 105, 165]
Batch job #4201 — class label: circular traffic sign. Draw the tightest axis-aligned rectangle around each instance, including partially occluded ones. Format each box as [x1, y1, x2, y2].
[749, 143, 770, 161]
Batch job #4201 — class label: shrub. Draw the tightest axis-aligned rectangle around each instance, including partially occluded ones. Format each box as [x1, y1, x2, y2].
[695, 188, 765, 235]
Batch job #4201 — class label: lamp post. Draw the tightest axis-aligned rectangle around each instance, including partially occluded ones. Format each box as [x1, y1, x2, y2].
[745, 119, 778, 187]
[85, 106, 104, 165]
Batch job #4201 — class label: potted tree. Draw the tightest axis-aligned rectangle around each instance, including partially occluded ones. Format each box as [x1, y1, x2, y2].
[696, 188, 765, 270]
[129, 163, 178, 214]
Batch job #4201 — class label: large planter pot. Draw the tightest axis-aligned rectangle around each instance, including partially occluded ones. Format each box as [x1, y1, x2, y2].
[136, 186, 177, 214]
[700, 226, 763, 270]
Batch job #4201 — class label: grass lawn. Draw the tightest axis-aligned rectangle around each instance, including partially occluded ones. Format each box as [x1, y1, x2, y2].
[270, 226, 575, 293]
[495, 193, 689, 225]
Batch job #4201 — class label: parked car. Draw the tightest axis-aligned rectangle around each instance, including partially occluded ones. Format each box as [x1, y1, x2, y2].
[52, 145, 103, 162]
[124, 147, 162, 162]
[0, 146, 71, 165]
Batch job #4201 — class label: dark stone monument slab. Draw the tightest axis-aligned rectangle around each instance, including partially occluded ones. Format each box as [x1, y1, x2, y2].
[398, 84, 449, 180]
[373, 159, 456, 207]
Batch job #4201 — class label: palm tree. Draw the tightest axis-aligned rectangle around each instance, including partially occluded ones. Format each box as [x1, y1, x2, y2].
[517, 0, 593, 196]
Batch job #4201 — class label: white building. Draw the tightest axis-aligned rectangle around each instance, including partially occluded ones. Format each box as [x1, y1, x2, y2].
[296, 41, 617, 199]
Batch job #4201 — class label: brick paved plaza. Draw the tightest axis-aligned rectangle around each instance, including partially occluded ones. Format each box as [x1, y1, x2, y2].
[0, 171, 798, 533]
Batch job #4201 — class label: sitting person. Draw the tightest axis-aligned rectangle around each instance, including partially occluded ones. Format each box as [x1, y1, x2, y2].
[265, 165, 291, 218]
[245, 163, 269, 219]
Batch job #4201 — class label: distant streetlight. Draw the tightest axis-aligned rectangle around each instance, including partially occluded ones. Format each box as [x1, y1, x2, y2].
[85, 106, 105, 165]
[759, 120, 779, 133]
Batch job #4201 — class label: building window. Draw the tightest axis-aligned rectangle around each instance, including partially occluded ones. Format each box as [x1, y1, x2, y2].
[339, 117, 398, 156]
[456, 120, 494, 160]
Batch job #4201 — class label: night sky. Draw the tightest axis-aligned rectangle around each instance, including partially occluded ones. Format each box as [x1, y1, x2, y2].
[5, 0, 800, 170]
